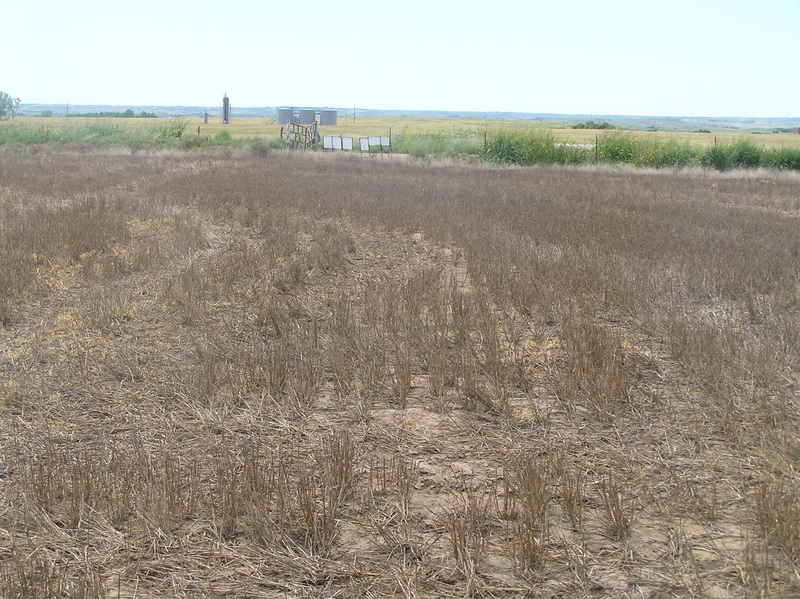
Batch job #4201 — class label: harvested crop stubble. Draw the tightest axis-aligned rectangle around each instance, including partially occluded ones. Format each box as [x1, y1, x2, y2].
[0, 151, 798, 597]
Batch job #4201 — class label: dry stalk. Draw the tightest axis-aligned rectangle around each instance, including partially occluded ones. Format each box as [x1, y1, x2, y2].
[369, 455, 419, 515]
[449, 490, 492, 596]
[390, 341, 413, 409]
[508, 453, 552, 574]
[561, 466, 586, 531]
[756, 479, 800, 567]
[0, 550, 104, 599]
[598, 474, 638, 541]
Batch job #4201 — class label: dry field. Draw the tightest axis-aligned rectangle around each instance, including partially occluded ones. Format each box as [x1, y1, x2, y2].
[0, 150, 798, 598]
[14, 116, 800, 150]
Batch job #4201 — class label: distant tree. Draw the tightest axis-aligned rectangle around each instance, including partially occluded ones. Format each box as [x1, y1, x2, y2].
[0, 91, 21, 120]
[572, 120, 616, 130]
[41, 110, 53, 118]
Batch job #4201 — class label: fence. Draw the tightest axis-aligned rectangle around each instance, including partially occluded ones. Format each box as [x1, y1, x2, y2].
[284, 121, 318, 150]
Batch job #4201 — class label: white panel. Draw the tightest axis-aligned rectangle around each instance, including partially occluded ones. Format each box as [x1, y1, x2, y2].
[381, 137, 390, 146]
[360, 138, 370, 151]
[324, 136, 352, 150]
[368, 136, 382, 146]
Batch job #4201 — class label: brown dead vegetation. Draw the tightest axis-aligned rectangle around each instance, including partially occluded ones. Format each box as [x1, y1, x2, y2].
[0, 150, 798, 597]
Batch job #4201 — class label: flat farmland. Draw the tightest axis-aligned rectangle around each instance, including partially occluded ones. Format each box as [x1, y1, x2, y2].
[11, 115, 800, 149]
[0, 150, 799, 598]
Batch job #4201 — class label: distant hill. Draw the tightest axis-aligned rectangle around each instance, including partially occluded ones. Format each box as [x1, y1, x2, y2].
[16, 103, 800, 132]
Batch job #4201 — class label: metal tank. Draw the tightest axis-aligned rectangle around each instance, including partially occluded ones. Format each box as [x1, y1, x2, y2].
[298, 109, 317, 125]
[319, 109, 338, 126]
[276, 108, 294, 125]
[222, 94, 231, 124]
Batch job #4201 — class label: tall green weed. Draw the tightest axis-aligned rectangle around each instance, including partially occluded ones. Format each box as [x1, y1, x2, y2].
[761, 147, 800, 170]
[597, 134, 638, 163]
[487, 130, 799, 171]
[487, 131, 589, 165]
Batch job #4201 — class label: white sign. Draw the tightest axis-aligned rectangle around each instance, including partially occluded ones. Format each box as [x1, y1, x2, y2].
[359, 136, 391, 152]
[323, 136, 353, 150]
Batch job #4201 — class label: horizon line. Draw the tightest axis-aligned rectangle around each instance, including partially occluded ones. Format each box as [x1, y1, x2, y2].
[14, 103, 800, 121]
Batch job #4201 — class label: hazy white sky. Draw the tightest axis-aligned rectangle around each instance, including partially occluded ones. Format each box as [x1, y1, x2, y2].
[3, 0, 798, 117]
